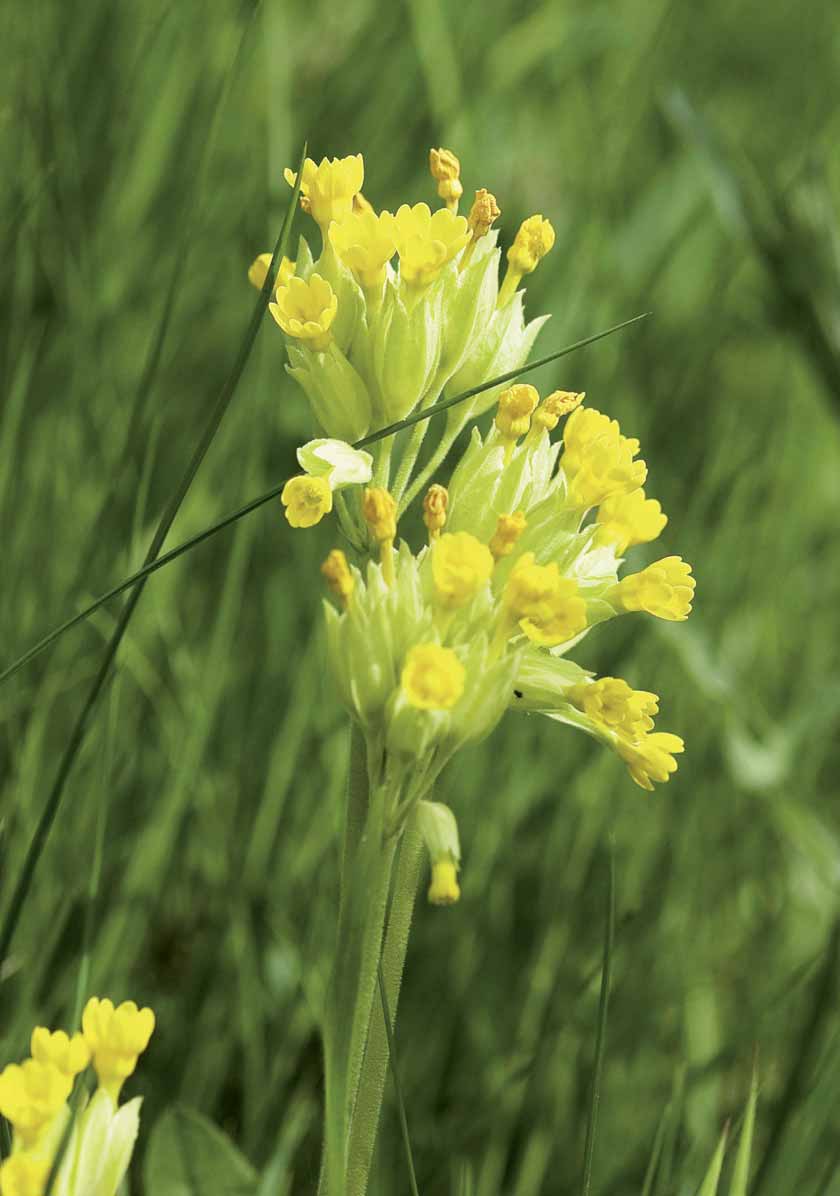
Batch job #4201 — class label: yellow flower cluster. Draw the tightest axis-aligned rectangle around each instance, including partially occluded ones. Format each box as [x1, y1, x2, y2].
[560, 406, 648, 509]
[569, 677, 683, 790]
[0, 998, 154, 1196]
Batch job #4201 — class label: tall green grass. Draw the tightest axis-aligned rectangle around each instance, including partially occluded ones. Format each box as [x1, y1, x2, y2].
[2, 0, 840, 1192]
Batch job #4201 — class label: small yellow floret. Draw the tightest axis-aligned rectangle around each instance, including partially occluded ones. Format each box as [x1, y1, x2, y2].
[499, 214, 555, 304]
[284, 154, 365, 229]
[30, 1028, 90, 1078]
[269, 273, 337, 352]
[432, 532, 494, 610]
[392, 203, 469, 287]
[503, 553, 587, 646]
[0, 1155, 50, 1196]
[489, 512, 527, 560]
[428, 859, 461, 905]
[596, 489, 668, 554]
[362, 488, 397, 545]
[467, 188, 501, 240]
[401, 644, 465, 710]
[495, 384, 539, 445]
[423, 484, 448, 539]
[561, 406, 647, 508]
[429, 148, 463, 211]
[616, 732, 685, 791]
[247, 253, 295, 292]
[321, 549, 354, 607]
[0, 1060, 72, 1146]
[82, 997, 155, 1103]
[329, 209, 397, 291]
[533, 390, 584, 431]
[613, 557, 695, 621]
[569, 677, 659, 741]
[281, 475, 333, 529]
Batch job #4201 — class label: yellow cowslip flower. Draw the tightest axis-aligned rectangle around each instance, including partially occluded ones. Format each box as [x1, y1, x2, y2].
[281, 475, 333, 529]
[498, 214, 555, 305]
[392, 203, 470, 287]
[495, 384, 539, 453]
[283, 154, 365, 230]
[401, 644, 465, 710]
[269, 273, 337, 352]
[0, 1155, 50, 1196]
[321, 549, 354, 608]
[489, 511, 527, 560]
[596, 488, 668, 554]
[247, 253, 295, 292]
[460, 188, 501, 270]
[616, 731, 685, 791]
[428, 859, 460, 905]
[82, 998, 155, 1103]
[423, 484, 448, 540]
[561, 406, 647, 509]
[569, 677, 659, 741]
[30, 1028, 90, 1078]
[363, 488, 397, 584]
[429, 147, 463, 211]
[432, 532, 494, 610]
[328, 208, 397, 292]
[532, 389, 585, 432]
[0, 1059, 72, 1147]
[503, 553, 587, 646]
[612, 556, 695, 621]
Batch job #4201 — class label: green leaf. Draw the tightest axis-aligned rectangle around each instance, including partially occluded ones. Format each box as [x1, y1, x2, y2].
[697, 1126, 729, 1196]
[729, 1067, 759, 1196]
[144, 1106, 259, 1196]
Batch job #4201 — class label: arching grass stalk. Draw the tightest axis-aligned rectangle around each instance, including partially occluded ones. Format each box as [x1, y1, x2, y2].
[0, 312, 649, 688]
[0, 147, 307, 969]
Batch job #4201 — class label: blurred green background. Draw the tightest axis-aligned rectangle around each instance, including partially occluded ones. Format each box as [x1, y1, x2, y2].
[2, 0, 840, 1192]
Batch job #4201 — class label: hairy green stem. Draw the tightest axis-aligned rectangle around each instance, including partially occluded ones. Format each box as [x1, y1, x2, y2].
[398, 415, 464, 517]
[345, 812, 424, 1196]
[390, 419, 429, 506]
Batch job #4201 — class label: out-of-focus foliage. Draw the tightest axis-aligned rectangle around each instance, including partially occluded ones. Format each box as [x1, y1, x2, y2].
[1, 0, 840, 1192]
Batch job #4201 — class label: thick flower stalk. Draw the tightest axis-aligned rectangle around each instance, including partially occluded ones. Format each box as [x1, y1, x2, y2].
[0, 998, 154, 1196]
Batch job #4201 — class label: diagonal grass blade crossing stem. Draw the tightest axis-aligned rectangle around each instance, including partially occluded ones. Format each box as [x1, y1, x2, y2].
[0, 148, 306, 968]
[0, 312, 649, 685]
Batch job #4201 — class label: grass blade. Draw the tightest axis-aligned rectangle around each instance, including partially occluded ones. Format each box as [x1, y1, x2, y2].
[697, 1126, 729, 1196]
[0, 312, 649, 685]
[377, 962, 421, 1196]
[581, 843, 616, 1196]
[0, 145, 307, 968]
[729, 1065, 759, 1196]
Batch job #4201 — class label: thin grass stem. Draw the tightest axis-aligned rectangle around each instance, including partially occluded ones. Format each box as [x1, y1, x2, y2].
[581, 843, 616, 1196]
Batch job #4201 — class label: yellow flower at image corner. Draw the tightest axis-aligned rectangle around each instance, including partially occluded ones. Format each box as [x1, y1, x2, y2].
[503, 553, 588, 646]
[432, 532, 494, 610]
[392, 203, 470, 287]
[569, 677, 659, 742]
[281, 475, 333, 529]
[247, 253, 295, 292]
[283, 154, 365, 228]
[615, 731, 685, 791]
[495, 384, 540, 443]
[0, 1155, 51, 1196]
[269, 274, 337, 352]
[613, 556, 695, 621]
[596, 488, 668, 554]
[401, 644, 465, 711]
[82, 997, 155, 1103]
[561, 406, 647, 509]
[0, 1059, 72, 1146]
[30, 1027, 90, 1078]
[329, 208, 397, 291]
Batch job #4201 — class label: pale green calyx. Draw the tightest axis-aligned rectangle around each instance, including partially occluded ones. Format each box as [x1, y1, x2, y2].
[297, 439, 373, 489]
